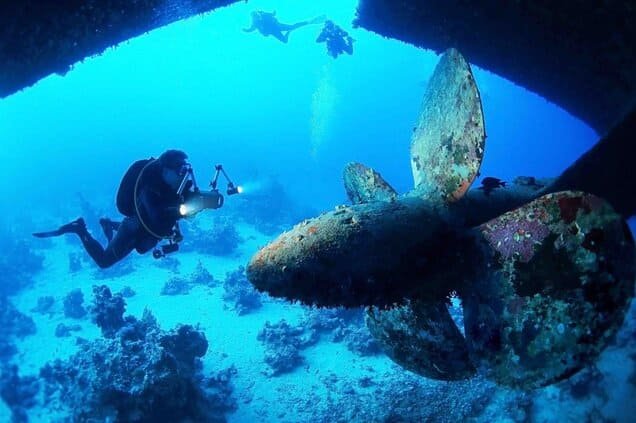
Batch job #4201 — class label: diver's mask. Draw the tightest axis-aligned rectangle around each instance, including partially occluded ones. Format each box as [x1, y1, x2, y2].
[163, 162, 191, 190]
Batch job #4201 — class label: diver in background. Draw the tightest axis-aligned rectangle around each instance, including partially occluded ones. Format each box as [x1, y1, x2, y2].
[243, 10, 325, 43]
[33, 150, 192, 268]
[316, 20, 355, 59]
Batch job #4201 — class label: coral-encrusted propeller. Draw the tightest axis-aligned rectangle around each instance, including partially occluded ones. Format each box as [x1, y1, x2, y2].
[247, 49, 635, 389]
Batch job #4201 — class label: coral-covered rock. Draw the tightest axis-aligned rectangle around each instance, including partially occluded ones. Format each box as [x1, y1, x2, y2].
[63, 288, 87, 319]
[191, 261, 217, 288]
[0, 225, 44, 296]
[161, 276, 192, 296]
[0, 365, 39, 423]
[301, 307, 356, 334]
[0, 297, 36, 362]
[160, 325, 208, 364]
[203, 366, 238, 415]
[334, 325, 381, 356]
[257, 320, 317, 376]
[0, 341, 15, 362]
[186, 216, 242, 256]
[301, 307, 380, 356]
[40, 310, 236, 422]
[31, 296, 55, 315]
[0, 297, 36, 349]
[54, 323, 82, 338]
[257, 309, 381, 376]
[119, 286, 136, 298]
[264, 344, 303, 376]
[223, 266, 262, 315]
[89, 285, 125, 338]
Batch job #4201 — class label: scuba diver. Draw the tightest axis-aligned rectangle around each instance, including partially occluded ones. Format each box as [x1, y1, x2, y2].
[243, 10, 325, 43]
[34, 150, 191, 268]
[316, 20, 355, 59]
[33, 150, 237, 269]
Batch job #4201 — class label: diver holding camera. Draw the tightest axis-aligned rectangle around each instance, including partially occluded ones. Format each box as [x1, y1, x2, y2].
[33, 150, 241, 268]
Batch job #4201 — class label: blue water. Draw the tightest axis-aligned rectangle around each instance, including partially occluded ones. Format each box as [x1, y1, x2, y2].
[0, 0, 598, 213]
[1, 0, 634, 422]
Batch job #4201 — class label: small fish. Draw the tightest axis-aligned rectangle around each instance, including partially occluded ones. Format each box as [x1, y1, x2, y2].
[478, 177, 506, 196]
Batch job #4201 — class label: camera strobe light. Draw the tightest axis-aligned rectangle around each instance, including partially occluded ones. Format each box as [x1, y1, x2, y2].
[227, 182, 242, 196]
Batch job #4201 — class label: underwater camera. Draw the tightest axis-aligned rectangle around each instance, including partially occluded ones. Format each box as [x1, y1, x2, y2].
[153, 163, 242, 259]
[177, 164, 242, 217]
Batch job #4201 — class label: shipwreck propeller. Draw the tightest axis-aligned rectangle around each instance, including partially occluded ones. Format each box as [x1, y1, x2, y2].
[246, 48, 635, 389]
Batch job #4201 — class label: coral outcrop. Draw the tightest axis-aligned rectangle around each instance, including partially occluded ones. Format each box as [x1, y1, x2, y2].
[223, 266, 262, 315]
[63, 289, 87, 319]
[41, 286, 237, 422]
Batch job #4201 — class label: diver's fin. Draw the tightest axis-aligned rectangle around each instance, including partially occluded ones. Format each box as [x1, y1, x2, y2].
[409, 48, 485, 202]
[466, 191, 635, 389]
[547, 107, 636, 218]
[32, 229, 65, 238]
[33, 218, 86, 238]
[343, 162, 397, 204]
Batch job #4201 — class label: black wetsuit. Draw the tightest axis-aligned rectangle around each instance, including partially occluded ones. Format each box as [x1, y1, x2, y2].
[244, 11, 319, 43]
[316, 21, 354, 58]
[77, 160, 183, 268]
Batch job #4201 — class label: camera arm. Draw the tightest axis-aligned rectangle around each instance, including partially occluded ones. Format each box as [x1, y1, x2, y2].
[177, 165, 198, 196]
[210, 164, 240, 194]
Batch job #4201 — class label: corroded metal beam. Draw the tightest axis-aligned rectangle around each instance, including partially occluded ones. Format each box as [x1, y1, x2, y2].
[355, 0, 636, 133]
[0, 0, 240, 97]
[549, 108, 636, 219]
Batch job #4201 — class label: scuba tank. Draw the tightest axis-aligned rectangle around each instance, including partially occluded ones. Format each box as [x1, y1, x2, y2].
[116, 158, 154, 217]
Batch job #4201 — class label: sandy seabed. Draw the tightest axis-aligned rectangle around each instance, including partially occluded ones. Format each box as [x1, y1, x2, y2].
[6, 222, 393, 422]
[4, 221, 636, 422]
